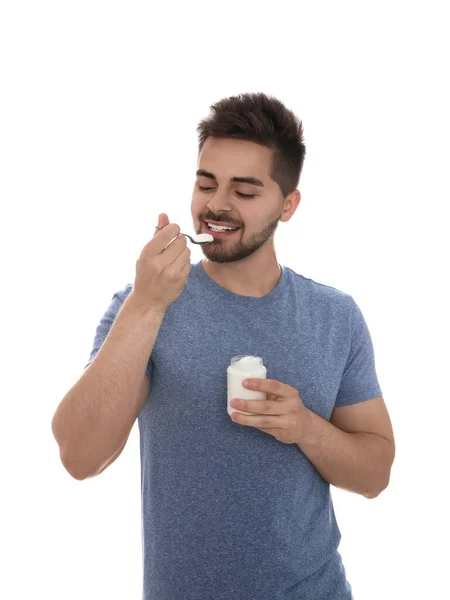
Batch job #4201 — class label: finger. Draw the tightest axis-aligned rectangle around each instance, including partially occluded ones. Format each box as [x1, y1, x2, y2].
[231, 412, 282, 429]
[151, 223, 182, 253]
[158, 213, 170, 229]
[243, 378, 287, 397]
[153, 213, 170, 237]
[231, 398, 285, 415]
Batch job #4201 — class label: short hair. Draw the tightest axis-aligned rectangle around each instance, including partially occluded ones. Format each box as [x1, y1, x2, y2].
[197, 92, 306, 198]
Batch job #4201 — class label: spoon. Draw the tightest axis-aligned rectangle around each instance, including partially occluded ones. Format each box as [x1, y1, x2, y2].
[154, 225, 214, 244]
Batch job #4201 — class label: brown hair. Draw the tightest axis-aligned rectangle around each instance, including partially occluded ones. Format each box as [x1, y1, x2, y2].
[197, 92, 306, 198]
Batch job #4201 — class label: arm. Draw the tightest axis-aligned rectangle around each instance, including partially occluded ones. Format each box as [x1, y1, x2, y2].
[296, 396, 395, 498]
[51, 293, 165, 480]
[94, 427, 131, 477]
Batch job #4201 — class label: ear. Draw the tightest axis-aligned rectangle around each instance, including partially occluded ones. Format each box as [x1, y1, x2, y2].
[280, 190, 301, 223]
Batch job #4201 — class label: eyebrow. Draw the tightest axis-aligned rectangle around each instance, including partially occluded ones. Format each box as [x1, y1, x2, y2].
[196, 169, 265, 188]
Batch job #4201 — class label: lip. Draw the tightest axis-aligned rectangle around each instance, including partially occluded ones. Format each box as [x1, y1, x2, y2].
[203, 221, 241, 238]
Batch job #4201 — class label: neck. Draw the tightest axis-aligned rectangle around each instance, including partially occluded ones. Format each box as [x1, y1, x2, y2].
[201, 255, 281, 297]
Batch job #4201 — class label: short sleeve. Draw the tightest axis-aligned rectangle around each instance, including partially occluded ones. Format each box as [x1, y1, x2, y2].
[84, 292, 124, 369]
[84, 286, 154, 378]
[334, 297, 383, 407]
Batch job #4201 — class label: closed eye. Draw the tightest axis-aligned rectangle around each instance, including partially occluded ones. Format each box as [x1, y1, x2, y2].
[198, 185, 255, 199]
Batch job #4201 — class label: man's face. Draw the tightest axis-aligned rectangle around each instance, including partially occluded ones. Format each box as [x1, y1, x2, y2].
[191, 137, 285, 264]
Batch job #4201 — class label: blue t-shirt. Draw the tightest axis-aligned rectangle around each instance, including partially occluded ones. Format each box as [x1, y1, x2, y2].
[85, 259, 382, 600]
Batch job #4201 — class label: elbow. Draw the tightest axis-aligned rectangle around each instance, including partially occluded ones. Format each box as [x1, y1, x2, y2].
[363, 472, 392, 499]
[52, 421, 98, 481]
[363, 440, 395, 499]
[363, 488, 383, 499]
[61, 454, 97, 481]
[68, 469, 87, 481]
[61, 455, 85, 480]
[53, 428, 88, 480]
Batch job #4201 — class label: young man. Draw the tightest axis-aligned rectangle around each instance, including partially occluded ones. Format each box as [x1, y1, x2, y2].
[52, 92, 395, 600]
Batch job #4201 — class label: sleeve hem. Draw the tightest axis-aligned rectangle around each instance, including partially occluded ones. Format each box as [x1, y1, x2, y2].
[334, 388, 383, 407]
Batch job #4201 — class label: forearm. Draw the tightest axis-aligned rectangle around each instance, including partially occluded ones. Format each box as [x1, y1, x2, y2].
[297, 408, 395, 498]
[52, 293, 165, 478]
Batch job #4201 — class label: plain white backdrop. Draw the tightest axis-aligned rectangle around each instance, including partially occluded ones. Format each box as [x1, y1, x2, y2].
[1, 1, 449, 598]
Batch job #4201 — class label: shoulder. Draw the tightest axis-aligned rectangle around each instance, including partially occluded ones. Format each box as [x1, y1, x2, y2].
[284, 266, 354, 316]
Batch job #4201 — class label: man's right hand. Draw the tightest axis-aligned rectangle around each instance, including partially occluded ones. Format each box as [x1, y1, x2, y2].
[131, 213, 191, 313]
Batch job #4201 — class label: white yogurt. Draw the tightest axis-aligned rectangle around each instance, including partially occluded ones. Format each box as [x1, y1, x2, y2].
[227, 355, 267, 417]
[193, 233, 214, 243]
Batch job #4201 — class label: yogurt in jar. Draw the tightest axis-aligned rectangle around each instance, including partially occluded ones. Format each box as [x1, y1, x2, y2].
[227, 355, 267, 417]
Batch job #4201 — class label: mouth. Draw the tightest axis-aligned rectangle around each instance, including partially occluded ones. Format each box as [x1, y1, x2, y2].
[203, 221, 241, 238]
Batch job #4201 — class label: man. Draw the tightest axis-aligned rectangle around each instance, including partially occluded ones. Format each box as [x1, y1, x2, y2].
[52, 92, 395, 600]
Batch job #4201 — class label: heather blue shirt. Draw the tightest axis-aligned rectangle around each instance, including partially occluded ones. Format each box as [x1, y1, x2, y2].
[85, 260, 382, 600]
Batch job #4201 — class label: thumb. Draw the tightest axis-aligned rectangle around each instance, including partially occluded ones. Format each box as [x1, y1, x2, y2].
[153, 213, 170, 237]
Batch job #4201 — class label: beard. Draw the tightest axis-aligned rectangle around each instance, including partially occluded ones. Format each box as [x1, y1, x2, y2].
[196, 213, 281, 264]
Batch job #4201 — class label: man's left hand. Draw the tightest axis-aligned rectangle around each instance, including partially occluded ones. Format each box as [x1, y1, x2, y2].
[230, 378, 310, 444]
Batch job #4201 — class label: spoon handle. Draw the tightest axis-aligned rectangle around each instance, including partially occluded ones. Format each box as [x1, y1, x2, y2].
[154, 225, 184, 236]
[154, 225, 198, 244]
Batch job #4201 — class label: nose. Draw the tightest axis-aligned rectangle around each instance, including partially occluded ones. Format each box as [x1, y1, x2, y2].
[205, 190, 234, 219]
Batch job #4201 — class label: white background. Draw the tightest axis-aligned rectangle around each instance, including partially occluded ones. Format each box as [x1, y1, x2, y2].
[1, 1, 449, 598]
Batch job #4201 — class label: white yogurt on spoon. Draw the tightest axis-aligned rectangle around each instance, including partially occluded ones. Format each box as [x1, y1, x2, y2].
[192, 233, 215, 243]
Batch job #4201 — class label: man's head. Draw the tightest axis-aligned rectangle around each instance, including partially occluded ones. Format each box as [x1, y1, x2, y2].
[191, 92, 305, 264]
